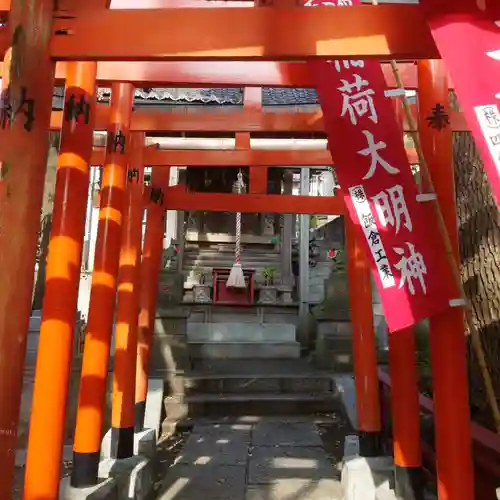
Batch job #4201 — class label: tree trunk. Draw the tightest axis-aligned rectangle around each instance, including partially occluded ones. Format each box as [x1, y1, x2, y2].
[31, 135, 59, 310]
[454, 130, 500, 427]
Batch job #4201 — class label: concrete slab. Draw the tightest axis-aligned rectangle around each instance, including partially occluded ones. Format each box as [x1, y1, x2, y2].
[191, 423, 253, 442]
[101, 428, 156, 460]
[246, 479, 343, 500]
[59, 477, 117, 500]
[144, 378, 165, 439]
[333, 375, 358, 429]
[248, 446, 335, 484]
[175, 433, 249, 466]
[376, 490, 398, 500]
[99, 456, 155, 500]
[135, 428, 157, 459]
[158, 463, 246, 500]
[344, 434, 360, 459]
[341, 456, 394, 500]
[252, 421, 323, 447]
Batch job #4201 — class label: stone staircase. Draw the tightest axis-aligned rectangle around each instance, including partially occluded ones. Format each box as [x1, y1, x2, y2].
[187, 322, 301, 360]
[159, 318, 339, 425]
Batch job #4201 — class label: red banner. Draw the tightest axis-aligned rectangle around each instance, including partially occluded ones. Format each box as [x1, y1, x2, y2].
[420, 0, 500, 208]
[306, 0, 458, 331]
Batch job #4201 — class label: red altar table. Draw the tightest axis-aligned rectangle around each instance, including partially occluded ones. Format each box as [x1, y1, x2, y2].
[212, 268, 255, 305]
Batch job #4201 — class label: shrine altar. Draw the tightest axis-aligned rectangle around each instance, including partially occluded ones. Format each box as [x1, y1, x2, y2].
[212, 268, 256, 305]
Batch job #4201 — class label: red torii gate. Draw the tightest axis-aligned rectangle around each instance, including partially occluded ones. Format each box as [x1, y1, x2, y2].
[0, 1, 482, 500]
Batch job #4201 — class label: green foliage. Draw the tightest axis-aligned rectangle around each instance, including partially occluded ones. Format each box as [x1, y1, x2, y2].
[263, 266, 276, 286]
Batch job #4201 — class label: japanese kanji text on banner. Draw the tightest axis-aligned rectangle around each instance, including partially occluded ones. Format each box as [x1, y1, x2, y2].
[305, 0, 459, 332]
[420, 0, 500, 209]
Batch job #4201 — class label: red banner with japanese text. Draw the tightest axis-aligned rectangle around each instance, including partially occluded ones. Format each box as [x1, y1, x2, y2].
[306, 0, 459, 332]
[419, 0, 500, 208]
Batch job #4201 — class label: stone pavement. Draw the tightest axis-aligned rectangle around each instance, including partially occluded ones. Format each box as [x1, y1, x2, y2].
[156, 418, 344, 500]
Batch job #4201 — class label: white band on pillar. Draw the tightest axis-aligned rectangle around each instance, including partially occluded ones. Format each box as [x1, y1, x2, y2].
[449, 298, 467, 308]
[384, 88, 406, 97]
[416, 193, 437, 202]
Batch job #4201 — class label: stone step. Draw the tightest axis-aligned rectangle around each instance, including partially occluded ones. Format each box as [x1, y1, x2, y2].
[184, 373, 335, 395]
[190, 358, 312, 374]
[186, 323, 296, 342]
[185, 245, 280, 253]
[165, 392, 338, 418]
[184, 253, 281, 263]
[185, 242, 277, 251]
[185, 306, 299, 325]
[188, 341, 301, 359]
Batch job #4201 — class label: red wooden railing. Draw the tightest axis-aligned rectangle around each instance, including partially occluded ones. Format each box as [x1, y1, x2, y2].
[378, 368, 500, 500]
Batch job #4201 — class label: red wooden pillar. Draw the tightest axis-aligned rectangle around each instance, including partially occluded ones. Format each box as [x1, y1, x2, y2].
[23, 62, 97, 500]
[71, 83, 134, 487]
[389, 91, 425, 500]
[110, 132, 145, 458]
[0, 2, 55, 497]
[134, 166, 168, 430]
[345, 216, 382, 455]
[388, 329, 424, 500]
[417, 60, 474, 500]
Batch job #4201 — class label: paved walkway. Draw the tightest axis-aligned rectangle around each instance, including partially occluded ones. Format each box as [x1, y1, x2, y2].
[156, 418, 344, 500]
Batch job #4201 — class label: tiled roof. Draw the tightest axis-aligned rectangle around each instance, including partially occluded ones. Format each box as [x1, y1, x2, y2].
[263, 88, 319, 106]
[54, 86, 412, 108]
[103, 87, 245, 104]
[97, 87, 320, 106]
[53, 86, 320, 108]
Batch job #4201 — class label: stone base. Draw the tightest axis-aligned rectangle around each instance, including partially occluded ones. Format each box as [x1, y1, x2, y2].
[314, 322, 353, 371]
[145, 378, 167, 439]
[98, 456, 155, 500]
[187, 322, 296, 343]
[60, 477, 117, 500]
[151, 310, 190, 374]
[333, 375, 358, 430]
[157, 271, 184, 307]
[258, 287, 278, 304]
[101, 428, 156, 460]
[193, 285, 211, 303]
[188, 341, 301, 359]
[341, 435, 394, 500]
[376, 491, 398, 500]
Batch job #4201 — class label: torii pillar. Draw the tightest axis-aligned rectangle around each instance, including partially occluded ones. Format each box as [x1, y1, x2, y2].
[71, 83, 135, 487]
[23, 61, 98, 500]
[418, 60, 474, 500]
[0, 1, 55, 497]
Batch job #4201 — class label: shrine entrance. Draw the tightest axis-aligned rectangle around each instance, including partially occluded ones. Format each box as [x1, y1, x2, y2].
[4, 0, 500, 499]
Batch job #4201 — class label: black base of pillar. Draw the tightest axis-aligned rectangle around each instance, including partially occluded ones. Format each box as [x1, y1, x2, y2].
[71, 451, 100, 488]
[394, 465, 425, 500]
[134, 400, 146, 432]
[111, 426, 134, 459]
[359, 431, 384, 457]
